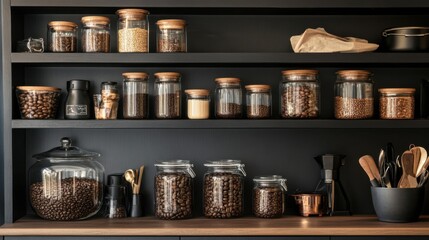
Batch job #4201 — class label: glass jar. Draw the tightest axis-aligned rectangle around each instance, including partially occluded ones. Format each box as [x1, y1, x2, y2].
[154, 72, 181, 119]
[379, 88, 415, 119]
[156, 19, 187, 53]
[94, 82, 119, 119]
[123, 72, 149, 119]
[203, 160, 246, 218]
[154, 160, 196, 220]
[280, 70, 319, 118]
[47, 21, 77, 52]
[28, 137, 104, 221]
[335, 70, 374, 119]
[116, 9, 149, 53]
[185, 89, 210, 119]
[245, 84, 272, 119]
[253, 175, 287, 218]
[215, 78, 242, 119]
[81, 16, 110, 53]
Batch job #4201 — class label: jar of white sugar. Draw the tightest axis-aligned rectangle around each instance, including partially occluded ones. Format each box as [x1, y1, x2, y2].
[185, 89, 210, 119]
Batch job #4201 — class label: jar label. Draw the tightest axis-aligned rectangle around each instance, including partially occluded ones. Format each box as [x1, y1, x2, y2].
[66, 105, 88, 115]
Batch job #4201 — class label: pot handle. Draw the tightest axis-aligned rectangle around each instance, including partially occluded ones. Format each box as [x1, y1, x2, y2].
[383, 31, 429, 37]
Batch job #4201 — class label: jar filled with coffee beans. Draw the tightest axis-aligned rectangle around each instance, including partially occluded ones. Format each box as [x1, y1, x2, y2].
[156, 19, 187, 52]
[281, 70, 320, 118]
[123, 72, 149, 119]
[116, 9, 149, 53]
[16, 86, 61, 119]
[81, 16, 111, 53]
[379, 88, 415, 119]
[253, 175, 287, 218]
[47, 21, 78, 52]
[185, 89, 210, 119]
[203, 160, 246, 218]
[154, 160, 196, 220]
[335, 70, 374, 119]
[215, 78, 242, 119]
[154, 72, 181, 119]
[245, 84, 272, 119]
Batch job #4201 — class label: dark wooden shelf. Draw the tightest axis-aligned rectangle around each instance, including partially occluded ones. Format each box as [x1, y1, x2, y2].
[2, 215, 429, 236]
[11, 119, 429, 129]
[10, 53, 429, 67]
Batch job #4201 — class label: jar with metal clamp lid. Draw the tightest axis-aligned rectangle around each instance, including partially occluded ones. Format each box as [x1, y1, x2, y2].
[253, 175, 287, 218]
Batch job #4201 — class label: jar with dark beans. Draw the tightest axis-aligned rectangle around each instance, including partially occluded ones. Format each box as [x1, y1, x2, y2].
[156, 19, 187, 53]
[379, 88, 415, 119]
[48, 21, 78, 52]
[16, 86, 61, 119]
[123, 72, 149, 119]
[334, 70, 374, 119]
[253, 175, 287, 218]
[215, 78, 242, 119]
[154, 72, 182, 119]
[280, 70, 319, 119]
[203, 160, 246, 218]
[81, 16, 111, 53]
[245, 84, 272, 119]
[154, 160, 195, 220]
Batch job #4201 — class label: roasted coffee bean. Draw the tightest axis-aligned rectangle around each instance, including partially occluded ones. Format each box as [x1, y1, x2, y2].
[158, 38, 185, 53]
[82, 30, 110, 52]
[203, 172, 243, 218]
[108, 206, 127, 218]
[155, 172, 193, 220]
[50, 35, 77, 52]
[17, 91, 60, 119]
[335, 97, 373, 119]
[281, 84, 318, 118]
[123, 93, 148, 119]
[247, 105, 270, 119]
[253, 186, 284, 218]
[30, 178, 102, 221]
[380, 96, 414, 119]
[216, 103, 242, 119]
[155, 92, 180, 119]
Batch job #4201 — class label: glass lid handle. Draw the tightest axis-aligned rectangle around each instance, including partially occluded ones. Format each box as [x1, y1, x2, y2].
[60, 137, 72, 149]
[238, 164, 247, 177]
[280, 179, 288, 191]
[187, 166, 196, 178]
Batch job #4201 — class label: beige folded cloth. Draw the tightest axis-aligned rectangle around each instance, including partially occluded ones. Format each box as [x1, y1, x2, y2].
[291, 28, 379, 53]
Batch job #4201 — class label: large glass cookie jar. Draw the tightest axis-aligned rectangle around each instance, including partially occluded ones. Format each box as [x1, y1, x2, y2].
[28, 137, 104, 221]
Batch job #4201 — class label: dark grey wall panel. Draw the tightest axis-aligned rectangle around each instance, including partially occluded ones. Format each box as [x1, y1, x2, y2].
[5, 237, 178, 240]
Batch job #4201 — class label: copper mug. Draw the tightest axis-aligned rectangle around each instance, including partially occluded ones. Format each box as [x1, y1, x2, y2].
[291, 193, 326, 217]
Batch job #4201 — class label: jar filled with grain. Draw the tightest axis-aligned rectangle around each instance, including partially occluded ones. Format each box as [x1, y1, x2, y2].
[154, 72, 181, 119]
[203, 160, 246, 218]
[123, 72, 149, 119]
[116, 9, 149, 52]
[47, 21, 78, 52]
[253, 175, 287, 218]
[245, 84, 272, 119]
[185, 89, 210, 119]
[156, 19, 187, 52]
[154, 160, 196, 220]
[215, 78, 242, 119]
[335, 70, 374, 119]
[280, 70, 319, 118]
[81, 16, 111, 53]
[379, 88, 415, 119]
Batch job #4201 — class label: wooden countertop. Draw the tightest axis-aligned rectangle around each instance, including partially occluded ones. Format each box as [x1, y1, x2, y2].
[1, 215, 429, 236]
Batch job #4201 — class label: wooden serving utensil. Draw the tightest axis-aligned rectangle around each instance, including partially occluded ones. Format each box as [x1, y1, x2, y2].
[398, 151, 418, 188]
[363, 155, 381, 183]
[416, 147, 428, 177]
[359, 155, 381, 187]
[124, 169, 137, 194]
[137, 165, 144, 194]
[410, 146, 421, 176]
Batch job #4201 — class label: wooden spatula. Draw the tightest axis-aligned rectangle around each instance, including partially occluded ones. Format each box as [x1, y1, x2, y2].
[359, 155, 381, 187]
[410, 146, 421, 176]
[399, 151, 418, 188]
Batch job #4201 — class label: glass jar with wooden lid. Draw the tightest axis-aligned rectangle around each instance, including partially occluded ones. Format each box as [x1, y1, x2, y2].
[116, 9, 149, 52]
[281, 70, 319, 118]
[185, 89, 210, 119]
[81, 16, 111, 53]
[47, 21, 78, 52]
[335, 70, 374, 119]
[215, 77, 242, 119]
[156, 19, 187, 53]
[122, 72, 149, 119]
[245, 84, 272, 119]
[379, 88, 415, 119]
[154, 72, 181, 119]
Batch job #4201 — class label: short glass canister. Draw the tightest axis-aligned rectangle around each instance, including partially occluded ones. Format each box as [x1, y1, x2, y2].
[253, 175, 287, 218]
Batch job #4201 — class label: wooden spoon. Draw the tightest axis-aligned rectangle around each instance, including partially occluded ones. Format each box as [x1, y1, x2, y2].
[416, 147, 428, 177]
[137, 165, 144, 194]
[398, 151, 418, 188]
[363, 155, 381, 183]
[410, 146, 421, 176]
[359, 155, 381, 187]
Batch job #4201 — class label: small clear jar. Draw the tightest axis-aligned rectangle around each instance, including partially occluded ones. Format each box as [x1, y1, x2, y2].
[48, 21, 78, 52]
[123, 72, 149, 119]
[245, 85, 272, 119]
[154, 72, 181, 119]
[203, 160, 246, 218]
[335, 70, 374, 119]
[185, 89, 210, 119]
[379, 88, 415, 119]
[253, 175, 287, 218]
[154, 160, 196, 220]
[281, 70, 319, 118]
[94, 82, 119, 119]
[116, 9, 149, 53]
[81, 16, 110, 53]
[215, 78, 242, 119]
[156, 19, 187, 53]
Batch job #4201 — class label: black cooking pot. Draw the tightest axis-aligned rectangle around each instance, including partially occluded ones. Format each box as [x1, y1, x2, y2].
[382, 26, 429, 52]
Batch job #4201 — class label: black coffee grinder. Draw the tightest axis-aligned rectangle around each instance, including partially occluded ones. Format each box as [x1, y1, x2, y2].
[314, 154, 351, 216]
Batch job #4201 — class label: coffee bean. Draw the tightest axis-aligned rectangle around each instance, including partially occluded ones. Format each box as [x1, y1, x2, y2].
[335, 97, 373, 119]
[82, 30, 110, 52]
[253, 186, 284, 218]
[216, 103, 242, 119]
[50, 35, 77, 52]
[247, 105, 271, 119]
[158, 38, 186, 53]
[155, 92, 180, 119]
[380, 96, 414, 119]
[30, 178, 102, 221]
[123, 93, 148, 119]
[203, 172, 243, 218]
[281, 84, 318, 118]
[17, 90, 60, 119]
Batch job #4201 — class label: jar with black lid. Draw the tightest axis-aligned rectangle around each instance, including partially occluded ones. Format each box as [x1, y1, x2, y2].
[123, 72, 149, 119]
[215, 78, 242, 119]
[81, 16, 111, 53]
[65, 80, 90, 120]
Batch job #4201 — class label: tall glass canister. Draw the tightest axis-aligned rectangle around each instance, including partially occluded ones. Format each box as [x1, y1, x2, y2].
[245, 84, 272, 119]
[154, 72, 181, 119]
[215, 78, 242, 119]
[116, 9, 149, 53]
[122, 72, 149, 119]
[81, 16, 110, 53]
[156, 19, 187, 52]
